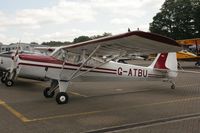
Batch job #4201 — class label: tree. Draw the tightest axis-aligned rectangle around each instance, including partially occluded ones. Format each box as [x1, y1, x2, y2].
[191, 0, 200, 37]
[30, 42, 39, 45]
[73, 36, 91, 43]
[41, 41, 65, 46]
[90, 32, 112, 39]
[40, 32, 113, 46]
[149, 0, 199, 40]
[73, 33, 112, 43]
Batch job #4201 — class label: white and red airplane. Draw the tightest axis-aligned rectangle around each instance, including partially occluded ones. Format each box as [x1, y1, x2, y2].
[6, 31, 182, 104]
[0, 47, 56, 86]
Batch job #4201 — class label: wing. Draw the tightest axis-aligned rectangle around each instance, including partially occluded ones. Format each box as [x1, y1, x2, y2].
[53, 31, 181, 57]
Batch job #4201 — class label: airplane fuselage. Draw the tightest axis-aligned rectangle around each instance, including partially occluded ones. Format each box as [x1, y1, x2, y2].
[16, 54, 172, 82]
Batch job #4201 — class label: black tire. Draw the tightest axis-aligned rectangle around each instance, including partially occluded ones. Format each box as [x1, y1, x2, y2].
[1, 72, 9, 83]
[0, 71, 3, 77]
[1, 77, 6, 83]
[171, 84, 175, 89]
[43, 87, 55, 98]
[5, 80, 14, 87]
[56, 92, 69, 104]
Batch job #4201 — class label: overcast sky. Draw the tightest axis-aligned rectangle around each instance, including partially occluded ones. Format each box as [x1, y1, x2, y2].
[0, 0, 165, 44]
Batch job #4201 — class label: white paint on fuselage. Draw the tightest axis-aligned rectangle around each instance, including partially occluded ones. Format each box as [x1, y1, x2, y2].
[17, 65, 46, 80]
[17, 58, 171, 82]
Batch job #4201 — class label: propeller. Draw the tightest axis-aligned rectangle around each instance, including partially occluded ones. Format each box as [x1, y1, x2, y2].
[8, 41, 21, 80]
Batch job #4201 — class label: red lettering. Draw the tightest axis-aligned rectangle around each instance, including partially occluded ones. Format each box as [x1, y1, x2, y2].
[143, 70, 147, 77]
[118, 67, 123, 75]
[128, 68, 132, 76]
[133, 69, 137, 76]
[138, 69, 142, 77]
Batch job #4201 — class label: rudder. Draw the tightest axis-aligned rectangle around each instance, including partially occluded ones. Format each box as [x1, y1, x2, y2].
[149, 52, 177, 71]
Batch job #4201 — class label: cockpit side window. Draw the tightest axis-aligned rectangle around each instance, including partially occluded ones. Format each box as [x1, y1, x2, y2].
[52, 49, 104, 66]
[52, 49, 67, 61]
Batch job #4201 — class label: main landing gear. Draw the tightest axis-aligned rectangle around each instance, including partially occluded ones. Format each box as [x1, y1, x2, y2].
[43, 80, 69, 104]
[43, 87, 55, 98]
[5, 80, 14, 87]
[1, 72, 8, 83]
[1, 71, 14, 87]
[1, 75, 6, 83]
[0, 71, 3, 77]
[56, 92, 69, 104]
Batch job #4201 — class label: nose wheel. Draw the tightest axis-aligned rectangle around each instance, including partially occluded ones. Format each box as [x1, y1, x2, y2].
[56, 92, 69, 104]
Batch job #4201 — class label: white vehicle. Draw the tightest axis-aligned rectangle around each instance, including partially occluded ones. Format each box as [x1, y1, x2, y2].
[6, 31, 182, 104]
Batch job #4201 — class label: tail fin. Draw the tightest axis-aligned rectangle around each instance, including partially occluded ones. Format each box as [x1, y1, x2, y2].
[149, 52, 177, 71]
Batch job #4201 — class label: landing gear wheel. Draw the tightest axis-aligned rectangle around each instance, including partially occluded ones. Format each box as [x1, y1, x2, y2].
[56, 92, 69, 104]
[43, 87, 55, 98]
[1, 77, 6, 83]
[1, 72, 9, 83]
[171, 84, 175, 89]
[5, 80, 14, 87]
[0, 71, 3, 77]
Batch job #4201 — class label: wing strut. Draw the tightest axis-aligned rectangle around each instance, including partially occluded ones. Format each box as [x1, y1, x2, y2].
[70, 54, 124, 81]
[59, 50, 68, 79]
[67, 45, 101, 81]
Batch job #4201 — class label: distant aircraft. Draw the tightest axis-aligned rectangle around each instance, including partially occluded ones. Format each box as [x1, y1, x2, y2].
[177, 50, 200, 61]
[4, 31, 184, 104]
[176, 38, 200, 55]
[176, 38, 200, 66]
[0, 49, 52, 86]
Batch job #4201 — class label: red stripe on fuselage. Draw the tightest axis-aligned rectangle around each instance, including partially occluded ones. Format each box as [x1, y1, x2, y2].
[18, 63, 117, 75]
[19, 54, 116, 72]
[19, 54, 63, 64]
